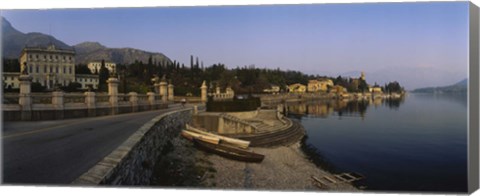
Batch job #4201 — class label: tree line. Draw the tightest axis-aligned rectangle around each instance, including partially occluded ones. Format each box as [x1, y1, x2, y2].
[2, 56, 404, 94]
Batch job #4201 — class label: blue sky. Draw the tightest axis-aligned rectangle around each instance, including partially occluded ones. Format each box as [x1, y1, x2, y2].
[1, 2, 469, 89]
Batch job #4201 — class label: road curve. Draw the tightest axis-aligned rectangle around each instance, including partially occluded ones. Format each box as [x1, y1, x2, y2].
[2, 104, 188, 185]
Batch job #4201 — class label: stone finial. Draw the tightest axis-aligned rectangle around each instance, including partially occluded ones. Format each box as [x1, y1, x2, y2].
[21, 62, 29, 75]
[161, 74, 167, 82]
[110, 70, 117, 77]
[151, 75, 160, 84]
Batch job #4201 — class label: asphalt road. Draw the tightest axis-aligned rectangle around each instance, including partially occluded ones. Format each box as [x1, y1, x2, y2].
[2, 104, 187, 185]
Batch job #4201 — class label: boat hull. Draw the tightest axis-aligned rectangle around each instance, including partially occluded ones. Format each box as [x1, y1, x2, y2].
[193, 139, 265, 163]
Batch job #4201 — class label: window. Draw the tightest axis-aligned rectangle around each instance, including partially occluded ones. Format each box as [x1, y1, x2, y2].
[69, 67, 72, 74]
[44, 65, 47, 73]
[69, 56, 71, 60]
[29, 55, 32, 58]
[50, 66, 53, 73]
[56, 66, 58, 73]
[63, 67, 66, 74]
[36, 55, 39, 58]
[36, 65, 39, 73]
[29, 65, 32, 73]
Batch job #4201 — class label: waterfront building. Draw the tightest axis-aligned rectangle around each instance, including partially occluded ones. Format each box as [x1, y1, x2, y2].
[87, 61, 116, 74]
[75, 74, 99, 89]
[307, 78, 334, 92]
[19, 44, 76, 89]
[329, 85, 347, 94]
[288, 83, 307, 93]
[370, 86, 383, 93]
[2, 72, 20, 89]
[263, 85, 280, 94]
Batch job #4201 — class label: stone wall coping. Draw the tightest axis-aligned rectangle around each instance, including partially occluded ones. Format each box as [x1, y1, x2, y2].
[71, 107, 192, 185]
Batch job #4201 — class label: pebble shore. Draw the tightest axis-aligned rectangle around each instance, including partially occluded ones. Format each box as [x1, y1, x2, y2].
[151, 134, 359, 192]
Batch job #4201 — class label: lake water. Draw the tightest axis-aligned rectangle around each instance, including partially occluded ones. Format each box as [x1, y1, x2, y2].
[286, 93, 468, 193]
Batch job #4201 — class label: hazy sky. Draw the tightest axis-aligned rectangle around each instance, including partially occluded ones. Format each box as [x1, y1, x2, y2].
[1, 2, 469, 89]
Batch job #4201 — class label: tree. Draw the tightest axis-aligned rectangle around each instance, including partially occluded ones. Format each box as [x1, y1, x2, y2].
[2, 58, 20, 72]
[75, 64, 92, 74]
[98, 59, 110, 91]
[60, 82, 82, 92]
[31, 82, 46, 92]
[385, 81, 403, 94]
[358, 79, 369, 92]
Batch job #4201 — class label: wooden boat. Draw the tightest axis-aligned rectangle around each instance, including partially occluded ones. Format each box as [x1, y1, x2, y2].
[186, 124, 250, 149]
[181, 130, 220, 145]
[193, 138, 265, 163]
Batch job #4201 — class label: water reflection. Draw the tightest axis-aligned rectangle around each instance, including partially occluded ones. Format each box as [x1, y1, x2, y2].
[287, 93, 468, 193]
[285, 96, 406, 119]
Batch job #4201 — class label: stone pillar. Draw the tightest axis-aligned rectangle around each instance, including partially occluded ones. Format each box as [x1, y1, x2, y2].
[201, 80, 207, 103]
[154, 83, 160, 94]
[216, 86, 221, 94]
[193, 105, 198, 115]
[52, 91, 65, 119]
[84, 91, 96, 117]
[168, 84, 174, 102]
[18, 74, 33, 120]
[147, 92, 156, 110]
[159, 82, 167, 103]
[107, 77, 120, 114]
[129, 92, 138, 112]
[217, 116, 224, 134]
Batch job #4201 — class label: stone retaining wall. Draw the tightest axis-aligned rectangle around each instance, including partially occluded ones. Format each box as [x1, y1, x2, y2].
[72, 108, 192, 185]
[3, 103, 168, 121]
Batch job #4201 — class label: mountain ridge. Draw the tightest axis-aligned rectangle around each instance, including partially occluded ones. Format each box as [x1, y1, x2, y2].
[1, 17, 171, 65]
[412, 78, 467, 93]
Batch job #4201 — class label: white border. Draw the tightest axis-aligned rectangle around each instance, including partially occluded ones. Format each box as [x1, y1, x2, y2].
[0, 1, 478, 196]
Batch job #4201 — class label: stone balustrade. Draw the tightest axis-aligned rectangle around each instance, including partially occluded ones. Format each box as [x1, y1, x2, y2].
[3, 76, 172, 121]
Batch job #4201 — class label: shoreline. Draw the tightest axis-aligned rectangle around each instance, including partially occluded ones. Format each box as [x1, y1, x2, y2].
[150, 125, 359, 192]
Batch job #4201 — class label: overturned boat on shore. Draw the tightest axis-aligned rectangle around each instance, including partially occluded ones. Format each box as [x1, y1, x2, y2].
[181, 125, 264, 163]
[181, 130, 220, 145]
[186, 124, 250, 149]
[193, 138, 265, 163]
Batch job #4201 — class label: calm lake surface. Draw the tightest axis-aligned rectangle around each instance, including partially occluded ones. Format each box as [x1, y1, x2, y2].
[287, 93, 467, 193]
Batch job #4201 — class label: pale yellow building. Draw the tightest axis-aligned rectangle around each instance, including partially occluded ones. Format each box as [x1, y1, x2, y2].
[263, 85, 280, 94]
[19, 45, 76, 89]
[370, 86, 383, 93]
[329, 85, 347, 94]
[2, 72, 20, 89]
[75, 74, 99, 89]
[307, 79, 334, 92]
[288, 83, 306, 93]
[88, 61, 116, 74]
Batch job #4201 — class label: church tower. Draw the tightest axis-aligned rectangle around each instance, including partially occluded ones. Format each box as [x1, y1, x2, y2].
[360, 71, 365, 81]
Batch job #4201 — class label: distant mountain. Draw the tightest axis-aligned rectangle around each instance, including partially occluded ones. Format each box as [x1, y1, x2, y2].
[412, 78, 467, 93]
[1, 17, 72, 58]
[1, 17, 171, 65]
[73, 42, 171, 65]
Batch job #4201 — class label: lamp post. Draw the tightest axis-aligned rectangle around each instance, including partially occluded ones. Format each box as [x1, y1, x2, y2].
[119, 69, 127, 94]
